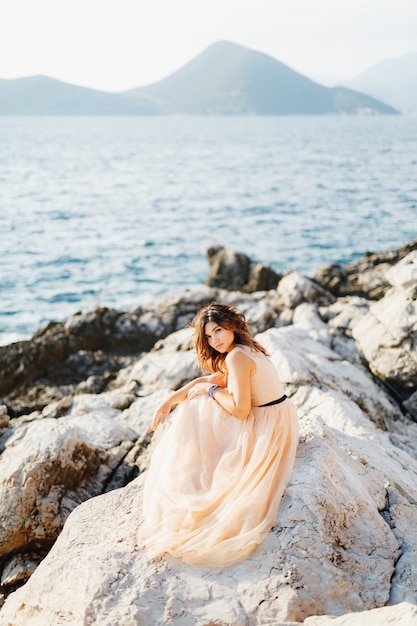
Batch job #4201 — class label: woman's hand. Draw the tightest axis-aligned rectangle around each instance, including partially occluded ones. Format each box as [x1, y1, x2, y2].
[152, 400, 172, 431]
[187, 382, 212, 400]
[151, 374, 226, 431]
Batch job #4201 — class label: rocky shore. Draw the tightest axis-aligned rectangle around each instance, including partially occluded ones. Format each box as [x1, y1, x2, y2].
[0, 240, 417, 625]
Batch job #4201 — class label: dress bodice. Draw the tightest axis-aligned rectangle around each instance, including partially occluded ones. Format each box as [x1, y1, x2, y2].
[226, 344, 285, 407]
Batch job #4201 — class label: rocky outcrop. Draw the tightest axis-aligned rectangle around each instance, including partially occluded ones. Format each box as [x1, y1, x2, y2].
[0, 395, 138, 597]
[1, 301, 417, 624]
[313, 235, 417, 300]
[0, 280, 318, 418]
[1, 238, 417, 624]
[351, 251, 417, 413]
[0, 291, 222, 416]
[206, 243, 282, 291]
[5, 237, 414, 419]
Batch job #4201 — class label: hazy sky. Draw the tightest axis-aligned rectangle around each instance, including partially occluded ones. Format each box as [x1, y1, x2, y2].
[1, 0, 416, 91]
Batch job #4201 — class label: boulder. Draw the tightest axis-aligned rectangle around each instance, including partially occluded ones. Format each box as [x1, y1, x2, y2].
[206, 244, 281, 291]
[275, 271, 335, 309]
[0, 398, 137, 595]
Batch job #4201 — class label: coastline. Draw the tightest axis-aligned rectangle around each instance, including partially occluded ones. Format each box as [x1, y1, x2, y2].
[0, 239, 417, 624]
[2, 238, 416, 418]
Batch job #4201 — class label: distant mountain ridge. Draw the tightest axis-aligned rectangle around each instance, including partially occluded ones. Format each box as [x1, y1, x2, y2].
[0, 41, 399, 116]
[0, 75, 156, 115]
[346, 52, 417, 114]
[125, 41, 397, 115]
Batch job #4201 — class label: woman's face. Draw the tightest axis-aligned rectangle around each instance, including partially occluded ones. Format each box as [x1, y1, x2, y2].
[204, 321, 235, 354]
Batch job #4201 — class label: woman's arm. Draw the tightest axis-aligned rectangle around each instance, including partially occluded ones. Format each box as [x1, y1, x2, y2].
[151, 372, 225, 430]
[187, 350, 255, 421]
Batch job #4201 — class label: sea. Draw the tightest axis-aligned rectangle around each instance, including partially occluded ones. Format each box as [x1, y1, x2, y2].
[1, 115, 416, 346]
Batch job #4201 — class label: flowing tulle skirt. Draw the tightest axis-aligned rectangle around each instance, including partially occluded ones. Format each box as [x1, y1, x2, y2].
[140, 395, 299, 567]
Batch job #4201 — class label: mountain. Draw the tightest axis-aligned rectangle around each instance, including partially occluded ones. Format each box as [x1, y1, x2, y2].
[346, 52, 417, 114]
[0, 42, 398, 116]
[0, 75, 157, 115]
[125, 41, 398, 115]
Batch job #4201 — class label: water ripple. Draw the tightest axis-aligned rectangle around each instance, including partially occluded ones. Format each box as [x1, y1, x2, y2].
[1, 115, 416, 343]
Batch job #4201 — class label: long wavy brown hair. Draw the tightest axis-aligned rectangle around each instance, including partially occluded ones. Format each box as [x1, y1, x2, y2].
[191, 302, 268, 374]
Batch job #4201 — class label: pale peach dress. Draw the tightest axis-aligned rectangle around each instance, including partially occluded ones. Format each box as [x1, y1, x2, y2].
[140, 344, 299, 567]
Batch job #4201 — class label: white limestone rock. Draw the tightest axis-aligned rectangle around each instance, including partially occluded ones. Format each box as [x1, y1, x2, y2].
[2, 319, 417, 625]
[0, 412, 136, 561]
[352, 251, 417, 413]
[319, 296, 370, 335]
[276, 271, 333, 310]
[123, 340, 199, 397]
[304, 602, 417, 625]
[385, 250, 417, 292]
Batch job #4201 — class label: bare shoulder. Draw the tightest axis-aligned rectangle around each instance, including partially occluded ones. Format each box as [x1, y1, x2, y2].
[226, 347, 256, 373]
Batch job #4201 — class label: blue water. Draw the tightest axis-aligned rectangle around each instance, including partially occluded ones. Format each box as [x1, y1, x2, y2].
[1, 115, 416, 345]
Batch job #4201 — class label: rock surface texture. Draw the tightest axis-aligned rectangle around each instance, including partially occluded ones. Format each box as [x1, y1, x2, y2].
[352, 251, 417, 414]
[1, 240, 417, 625]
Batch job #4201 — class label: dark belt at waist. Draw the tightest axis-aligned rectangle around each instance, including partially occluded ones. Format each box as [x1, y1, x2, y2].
[258, 394, 287, 407]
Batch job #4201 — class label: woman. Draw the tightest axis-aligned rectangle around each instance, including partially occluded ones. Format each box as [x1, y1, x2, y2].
[140, 302, 299, 567]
